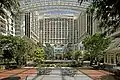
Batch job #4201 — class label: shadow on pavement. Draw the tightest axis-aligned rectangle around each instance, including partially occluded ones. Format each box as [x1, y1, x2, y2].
[101, 74, 120, 80]
[1, 76, 21, 80]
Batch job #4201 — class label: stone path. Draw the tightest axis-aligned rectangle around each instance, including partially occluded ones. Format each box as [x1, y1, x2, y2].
[26, 68, 92, 80]
[63, 70, 92, 80]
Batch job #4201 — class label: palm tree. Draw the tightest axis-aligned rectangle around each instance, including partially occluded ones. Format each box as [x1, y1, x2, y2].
[0, 0, 20, 36]
[0, 0, 20, 18]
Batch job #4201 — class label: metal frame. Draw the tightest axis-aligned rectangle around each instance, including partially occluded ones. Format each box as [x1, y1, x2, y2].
[20, 0, 90, 14]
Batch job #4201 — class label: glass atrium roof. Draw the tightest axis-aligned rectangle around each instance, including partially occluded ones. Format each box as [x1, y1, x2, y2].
[45, 10, 78, 14]
[20, 0, 91, 15]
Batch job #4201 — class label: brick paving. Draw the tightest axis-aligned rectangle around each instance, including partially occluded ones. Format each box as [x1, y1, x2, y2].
[0, 68, 37, 80]
[79, 68, 114, 80]
[17, 69, 37, 80]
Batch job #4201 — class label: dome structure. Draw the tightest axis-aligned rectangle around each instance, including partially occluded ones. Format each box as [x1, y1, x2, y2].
[20, 0, 91, 16]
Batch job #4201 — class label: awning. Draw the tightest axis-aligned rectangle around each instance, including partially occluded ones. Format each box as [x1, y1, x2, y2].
[110, 47, 120, 53]
[0, 55, 3, 58]
[43, 60, 76, 63]
[105, 38, 120, 53]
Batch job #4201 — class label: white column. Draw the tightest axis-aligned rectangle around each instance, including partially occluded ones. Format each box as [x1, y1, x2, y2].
[104, 54, 106, 63]
[113, 53, 116, 64]
[67, 19, 68, 43]
[78, 16, 80, 39]
[57, 18, 60, 42]
[107, 54, 109, 63]
[61, 21, 62, 44]
[43, 18, 45, 43]
[73, 18, 74, 42]
[49, 19, 52, 43]
[109, 54, 111, 63]
[86, 13, 87, 32]
[70, 18, 71, 42]
[63, 19, 65, 40]
[50, 20, 52, 43]
[80, 15, 82, 37]
[73, 18, 74, 45]
[55, 21, 57, 44]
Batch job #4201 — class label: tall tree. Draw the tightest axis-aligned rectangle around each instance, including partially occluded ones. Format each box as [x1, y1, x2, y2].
[83, 33, 111, 65]
[34, 48, 45, 66]
[0, 0, 20, 16]
[0, 35, 37, 68]
[44, 43, 54, 59]
[78, 0, 120, 34]
[13, 37, 26, 67]
[22, 36, 38, 62]
[73, 50, 82, 61]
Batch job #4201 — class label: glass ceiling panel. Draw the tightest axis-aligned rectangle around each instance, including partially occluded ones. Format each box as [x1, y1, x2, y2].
[45, 10, 77, 15]
[20, 0, 91, 15]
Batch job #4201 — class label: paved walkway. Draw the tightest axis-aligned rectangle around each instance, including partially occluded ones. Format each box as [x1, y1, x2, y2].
[26, 68, 92, 80]
[0, 67, 115, 80]
[79, 68, 114, 80]
[0, 68, 37, 80]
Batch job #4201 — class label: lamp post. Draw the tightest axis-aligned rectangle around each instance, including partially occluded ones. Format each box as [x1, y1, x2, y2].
[78, 56, 83, 66]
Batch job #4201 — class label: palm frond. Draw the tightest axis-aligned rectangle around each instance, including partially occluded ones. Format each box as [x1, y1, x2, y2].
[0, 0, 20, 17]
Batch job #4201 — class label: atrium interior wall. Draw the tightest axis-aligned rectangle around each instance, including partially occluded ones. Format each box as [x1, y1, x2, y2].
[38, 13, 87, 45]
[20, 0, 95, 45]
[23, 12, 95, 47]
